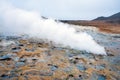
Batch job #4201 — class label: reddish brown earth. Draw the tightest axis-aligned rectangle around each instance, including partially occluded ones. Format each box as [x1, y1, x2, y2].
[61, 20, 120, 34]
[61, 12, 120, 34]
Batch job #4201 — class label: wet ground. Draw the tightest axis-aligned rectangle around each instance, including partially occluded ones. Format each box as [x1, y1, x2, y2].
[0, 27, 120, 80]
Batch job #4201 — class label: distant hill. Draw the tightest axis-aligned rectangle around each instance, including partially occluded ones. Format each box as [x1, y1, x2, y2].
[93, 12, 120, 24]
[60, 12, 120, 33]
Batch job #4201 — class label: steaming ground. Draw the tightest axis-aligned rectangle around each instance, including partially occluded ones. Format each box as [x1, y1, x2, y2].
[0, 2, 106, 55]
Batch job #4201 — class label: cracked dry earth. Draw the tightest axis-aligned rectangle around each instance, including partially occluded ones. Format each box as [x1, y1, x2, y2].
[0, 34, 120, 80]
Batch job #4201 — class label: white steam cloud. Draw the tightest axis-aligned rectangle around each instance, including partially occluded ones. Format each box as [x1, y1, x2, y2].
[0, 1, 106, 55]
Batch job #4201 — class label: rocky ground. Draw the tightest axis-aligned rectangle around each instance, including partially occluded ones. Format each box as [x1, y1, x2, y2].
[0, 27, 120, 80]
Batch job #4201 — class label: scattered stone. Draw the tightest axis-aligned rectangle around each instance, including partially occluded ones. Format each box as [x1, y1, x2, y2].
[18, 44, 24, 46]
[0, 54, 13, 61]
[95, 64, 106, 70]
[68, 74, 74, 77]
[12, 47, 21, 50]
[23, 70, 40, 75]
[15, 62, 25, 67]
[25, 48, 35, 52]
[19, 58, 26, 62]
[40, 71, 53, 76]
[11, 47, 21, 52]
[76, 64, 86, 71]
[0, 74, 9, 79]
[98, 75, 106, 80]
[107, 53, 114, 56]
[32, 58, 38, 62]
[51, 65, 58, 71]
[6, 36, 21, 40]
[0, 40, 15, 47]
[13, 57, 20, 62]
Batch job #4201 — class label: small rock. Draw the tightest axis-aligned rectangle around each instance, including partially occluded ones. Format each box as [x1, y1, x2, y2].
[12, 47, 21, 52]
[76, 64, 86, 71]
[66, 74, 75, 80]
[0, 74, 9, 79]
[13, 57, 20, 62]
[18, 44, 24, 46]
[24, 70, 40, 75]
[19, 58, 26, 62]
[98, 75, 106, 80]
[25, 48, 34, 52]
[107, 53, 114, 56]
[12, 47, 21, 50]
[40, 71, 53, 76]
[68, 74, 74, 77]
[51, 65, 58, 71]
[96, 64, 105, 70]
[0, 54, 12, 61]
[15, 62, 25, 67]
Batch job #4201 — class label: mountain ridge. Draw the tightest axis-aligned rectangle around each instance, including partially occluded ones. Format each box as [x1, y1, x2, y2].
[93, 12, 120, 24]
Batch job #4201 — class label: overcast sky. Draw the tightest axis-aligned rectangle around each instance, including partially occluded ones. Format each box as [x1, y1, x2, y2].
[2, 0, 120, 20]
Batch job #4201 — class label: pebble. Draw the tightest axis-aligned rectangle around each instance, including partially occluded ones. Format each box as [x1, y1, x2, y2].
[51, 65, 58, 71]
[98, 75, 106, 80]
[15, 62, 25, 67]
[76, 64, 86, 71]
[0, 54, 13, 60]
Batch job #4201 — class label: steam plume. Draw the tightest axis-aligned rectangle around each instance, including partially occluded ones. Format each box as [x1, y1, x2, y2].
[0, 1, 106, 55]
